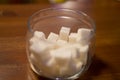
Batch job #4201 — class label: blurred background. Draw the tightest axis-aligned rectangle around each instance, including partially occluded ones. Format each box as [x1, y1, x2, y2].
[0, 0, 50, 4]
[0, 0, 87, 4]
[0, 0, 91, 4]
[0, 0, 54, 4]
[0, 0, 94, 17]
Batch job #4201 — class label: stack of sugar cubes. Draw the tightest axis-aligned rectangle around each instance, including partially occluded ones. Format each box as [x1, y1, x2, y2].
[29, 27, 92, 77]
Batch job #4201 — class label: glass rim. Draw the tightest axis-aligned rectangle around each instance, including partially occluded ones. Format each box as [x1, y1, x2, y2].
[28, 8, 96, 33]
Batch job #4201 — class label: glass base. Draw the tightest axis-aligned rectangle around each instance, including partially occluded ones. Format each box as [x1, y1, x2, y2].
[30, 63, 86, 80]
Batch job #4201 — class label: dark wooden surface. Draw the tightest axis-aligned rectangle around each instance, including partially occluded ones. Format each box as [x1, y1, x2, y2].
[0, 0, 120, 80]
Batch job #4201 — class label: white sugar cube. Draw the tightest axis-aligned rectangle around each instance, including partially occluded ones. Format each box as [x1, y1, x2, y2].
[50, 46, 78, 67]
[29, 31, 46, 45]
[30, 53, 38, 66]
[80, 44, 89, 53]
[29, 37, 39, 45]
[79, 45, 89, 64]
[30, 53, 42, 67]
[47, 32, 59, 42]
[59, 60, 79, 76]
[50, 49, 71, 61]
[34, 31, 46, 40]
[30, 40, 55, 54]
[30, 53, 43, 74]
[77, 28, 91, 37]
[46, 58, 56, 67]
[59, 27, 71, 41]
[58, 59, 75, 76]
[77, 28, 91, 45]
[69, 33, 78, 43]
[59, 66, 69, 76]
[30, 44, 52, 65]
[57, 39, 67, 47]
[43, 63, 60, 77]
[50, 46, 72, 66]
[71, 44, 89, 65]
[30, 54, 55, 76]
[71, 49, 80, 59]
[75, 61, 83, 71]
[30, 42, 42, 54]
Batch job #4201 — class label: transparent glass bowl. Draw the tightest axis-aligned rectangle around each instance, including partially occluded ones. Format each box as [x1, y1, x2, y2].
[26, 8, 95, 80]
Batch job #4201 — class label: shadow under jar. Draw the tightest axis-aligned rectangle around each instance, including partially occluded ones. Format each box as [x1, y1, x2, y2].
[26, 8, 95, 80]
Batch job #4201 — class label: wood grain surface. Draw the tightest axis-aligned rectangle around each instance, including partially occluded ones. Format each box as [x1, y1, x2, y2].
[0, 0, 120, 80]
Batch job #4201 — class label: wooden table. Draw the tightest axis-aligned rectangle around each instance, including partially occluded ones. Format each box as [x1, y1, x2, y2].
[0, 0, 120, 80]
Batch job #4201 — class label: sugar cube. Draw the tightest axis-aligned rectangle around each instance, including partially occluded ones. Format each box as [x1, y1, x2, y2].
[29, 31, 46, 45]
[46, 58, 56, 67]
[56, 39, 67, 47]
[75, 61, 83, 71]
[30, 40, 56, 53]
[47, 32, 59, 42]
[59, 27, 70, 41]
[50, 46, 72, 66]
[77, 28, 91, 45]
[34, 31, 46, 40]
[79, 45, 89, 64]
[69, 33, 78, 43]
[29, 37, 39, 45]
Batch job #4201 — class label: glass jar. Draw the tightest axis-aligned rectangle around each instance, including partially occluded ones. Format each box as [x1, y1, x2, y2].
[26, 8, 95, 80]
